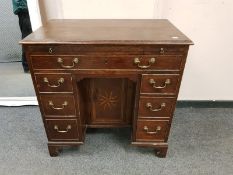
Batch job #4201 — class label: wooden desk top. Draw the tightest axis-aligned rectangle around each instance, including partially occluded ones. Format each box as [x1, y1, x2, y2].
[21, 19, 193, 45]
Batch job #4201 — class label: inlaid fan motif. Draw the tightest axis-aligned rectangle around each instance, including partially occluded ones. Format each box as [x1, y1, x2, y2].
[98, 91, 118, 111]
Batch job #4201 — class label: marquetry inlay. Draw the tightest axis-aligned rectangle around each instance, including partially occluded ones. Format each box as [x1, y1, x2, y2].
[98, 91, 118, 111]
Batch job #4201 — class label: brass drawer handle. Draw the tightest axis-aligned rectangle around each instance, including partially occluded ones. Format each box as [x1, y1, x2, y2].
[54, 125, 71, 133]
[43, 77, 64, 88]
[57, 57, 79, 69]
[134, 57, 155, 69]
[146, 102, 166, 112]
[49, 101, 68, 110]
[143, 125, 161, 135]
[149, 78, 171, 89]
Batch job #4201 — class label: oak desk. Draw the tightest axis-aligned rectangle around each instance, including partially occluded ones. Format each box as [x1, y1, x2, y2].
[21, 19, 193, 157]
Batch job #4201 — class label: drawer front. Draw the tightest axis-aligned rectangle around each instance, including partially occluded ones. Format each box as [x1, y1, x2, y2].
[46, 119, 79, 141]
[31, 55, 182, 70]
[31, 56, 80, 70]
[140, 74, 180, 94]
[136, 120, 169, 142]
[35, 73, 73, 93]
[40, 95, 76, 116]
[27, 45, 143, 55]
[132, 55, 182, 70]
[138, 97, 176, 118]
[143, 45, 188, 55]
[27, 45, 186, 55]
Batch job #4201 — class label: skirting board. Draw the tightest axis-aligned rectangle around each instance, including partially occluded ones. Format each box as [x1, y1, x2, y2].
[176, 101, 233, 108]
[0, 97, 38, 106]
[0, 97, 232, 108]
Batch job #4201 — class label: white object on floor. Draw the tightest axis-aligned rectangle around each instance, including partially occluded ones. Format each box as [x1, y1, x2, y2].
[0, 97, 38, 106]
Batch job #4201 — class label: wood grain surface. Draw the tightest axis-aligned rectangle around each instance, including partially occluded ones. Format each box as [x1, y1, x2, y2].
[20, 19, 193, 45]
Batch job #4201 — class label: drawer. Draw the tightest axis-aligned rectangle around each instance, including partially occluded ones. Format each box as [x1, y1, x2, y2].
[27, 45, 143, 55]
[46, 119, 79, 141]
[27, 45, 186, 55]
[138, 97, 176, 118]
[31, 56, 81, 70]
[40, 95, 76, 116]
[136, 119, 169, 142]
[140, 74, 180, 94]
[143, 45, 188, 55]
[35, 73, 73, 93]
[132, 55, 182, 70]
[31, 55, 182, 70]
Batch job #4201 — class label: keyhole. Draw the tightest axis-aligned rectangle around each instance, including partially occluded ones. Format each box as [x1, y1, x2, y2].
[49, 48, 53, 54]
[160, 48, 164, 54]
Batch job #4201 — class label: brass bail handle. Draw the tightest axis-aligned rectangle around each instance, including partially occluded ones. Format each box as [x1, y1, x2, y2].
[134, 57, 156, 69]
[143, 126, 161, 135]
[54, 125, 72, 133]
[43, 77, 64, 88]
[149, 78, 171, 89]
[57, 57, 79, 69]
[146, 102, 166, 112]
[49, 101, 68, 110]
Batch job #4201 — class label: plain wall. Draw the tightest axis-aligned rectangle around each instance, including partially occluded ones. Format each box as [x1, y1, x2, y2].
[27, 0, 42, 31]
[159, 0, 233, 100]
[30, 0, 233, 100]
